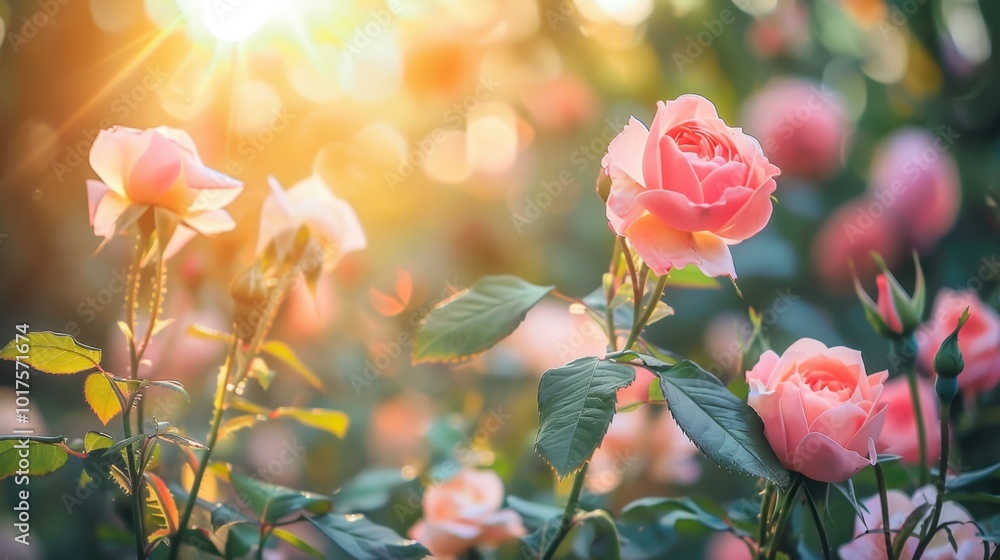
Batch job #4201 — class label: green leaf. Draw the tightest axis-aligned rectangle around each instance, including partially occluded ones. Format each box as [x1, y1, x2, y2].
[186, 323, 232, 343]
[635, 356, 791, 488]
[413, 275, 554, 364]
[334, 468, 409, 513]
[261, 340, 325, 389]
[179, 527, 223, 557]
[946, 462, 1000, 492]
[572, 510, 622, 560]
[665, 264, 721, 289]
[273, 528, 325, 559]
[534, 357, 636, 478]
[893, 502, 931, 558]
[218, 414, 262, 440]
[308, 513, 430, 559]
[84, 431, 114, 453]
[0, 331, 101, 374]
[506, 496, 563, 529]
[224, 523, 258, 560]
[0, 440, 68, 478]
[617, 496, 729, 556]
[248, 357, 275, 391]
[519, 516, 562, 559]
[145, 472, 179, 543]
[229, 471, 333, 524]
[84, 373, 127, 425]
[269, 407, 349, 439]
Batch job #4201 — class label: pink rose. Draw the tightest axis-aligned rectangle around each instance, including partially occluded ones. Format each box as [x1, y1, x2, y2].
[257, 175, 367, 268]
[876, 376, 941, 465]
[869, 128, 961, 251]
[917, 289, 1000, 395]
[87, 126, 242, 258]
[602, 95, 780, 279]
[875, 274, 904, 334]
[741, 78, 849, 181]
[840, 486, 994, 559]
[812, 196, 903, 289]
[409, 469, 524, 558]
[705, 531, 754, 560]
[747, 338, 888, 483]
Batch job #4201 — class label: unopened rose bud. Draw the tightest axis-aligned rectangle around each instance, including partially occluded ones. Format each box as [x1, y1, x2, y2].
[596, 168, 611, 203]
[230, 265, 269, 340]
[853, 252, 925, 338]
[934, 307, 969, 382]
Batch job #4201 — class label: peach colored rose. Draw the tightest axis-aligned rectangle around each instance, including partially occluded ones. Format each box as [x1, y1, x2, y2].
[602, 95, 780, 279]
[741, 78, 848, 181]
[869, 128, 961, 252]
[409, 469, 524, 559]
[840, 485, 994, 559]
[87, 126, 242, 258]
[917, 289, 1000, 395]
[812, 196, 903, 289]
[366, 392, 435, 467]
[747, 338, 888, 483]
[876, 376, 941, 464]
[257, 175, 366, 268]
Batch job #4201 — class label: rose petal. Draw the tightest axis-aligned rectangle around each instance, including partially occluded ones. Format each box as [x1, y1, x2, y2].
[791, 431, 871, 482]
[185, 209, 236, 235]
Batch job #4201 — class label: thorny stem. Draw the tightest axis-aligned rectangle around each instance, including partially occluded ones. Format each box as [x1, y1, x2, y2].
[765, 476, 802, 560]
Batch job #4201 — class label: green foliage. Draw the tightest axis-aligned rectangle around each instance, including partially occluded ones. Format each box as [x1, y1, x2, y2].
[534, 357, 635, 478]
[413, 275, 553, 363]
[620, 353, 791, 488]
[307, 513, 431, 559]
[229, 471, 334, 524]
[0, 440, 68, 478]
[618, 497, 731, 559]
[0, 331, 101, 374]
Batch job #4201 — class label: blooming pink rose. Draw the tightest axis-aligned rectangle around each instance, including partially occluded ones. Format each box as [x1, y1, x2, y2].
[917, 289, 1000, 395]
[742, 78, 849, 181]
[747, 338, 888, 483]
[812, 196, 903, 289]
[876, 376, 941, 464]
[409, 469, 524, 558]
[257, 175, 366, 268]
[602, 95, 780, 279]
[869, 128, 961, 251]
[87, 126, 242, 258]
[840, 485, 994, 559]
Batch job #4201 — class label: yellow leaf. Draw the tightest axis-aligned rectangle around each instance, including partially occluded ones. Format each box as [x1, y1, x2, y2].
[270, 407, 349, 438]
[84, 373, 126, 425]
[261, 340, 325, 390]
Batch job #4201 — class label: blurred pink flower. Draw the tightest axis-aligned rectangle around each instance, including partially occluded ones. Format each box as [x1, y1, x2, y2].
[742, 78, 849, 181]
[257, 175, 366, 268]
[747, 338, 888, 483]
[869, 128, 961, 251]
[87, 126, 242, 258]
[876, 376, 941, 464]
[705, 531, 754, 560]
[409, 469, 524, 559]
[746, 0, 810, 59]
[520, 72, 599, 132]
[917, 289, 1000, 396]
[602, 95, 780, 279]
[812, 196, 903, 289]
[840, 485, 993, 559]
[366, 392, 435, 467]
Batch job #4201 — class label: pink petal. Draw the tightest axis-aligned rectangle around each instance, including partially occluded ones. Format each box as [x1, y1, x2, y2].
[746, 350, 781, 386]
[777, 382, 810, 460]
[606, 173, 646, 235]
[690, 232, 737, 278]
[604, 116, 649, 187]
[126, 130, 183, 205]
[256, 177, 297, 255]
[185, 209, 236, 235]
[715, 177, 777, 242]
[90, 187, 129, 238]
[637, 186, 753, 234]
[150, 126, 202, 162]
[87, 180, 110, 225]
[622, 214, 700, 276]
[162, 224, 197, 260]
[809, 402, 867, 448]
[88, 127, 144, 196]
[791, 431, 871, 482]
[748, 389, 788, 460]
[643, 135, 702, 200]
[647, 95, 722, 139]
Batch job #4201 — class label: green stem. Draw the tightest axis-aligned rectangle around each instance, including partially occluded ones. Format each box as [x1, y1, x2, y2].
[618, 237, 642, 329]
[757, 481, 775, 553]
[134, 252, 166, 431]
[912, 399, 952, 560]
[874, 462, 896, 560]
[765, 476, 802, 560]
[540, 463, 589, 560]
[803, 486, 831, 560]
[123, 236, 146, 560]
[256, 526, 272, 560]
[170, 268, 292, 560]
[893, 336, 928, 486]
[623, 274, 667, 352]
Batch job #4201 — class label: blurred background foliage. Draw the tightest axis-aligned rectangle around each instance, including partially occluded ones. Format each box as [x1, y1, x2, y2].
[0, 0, 999, 557]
